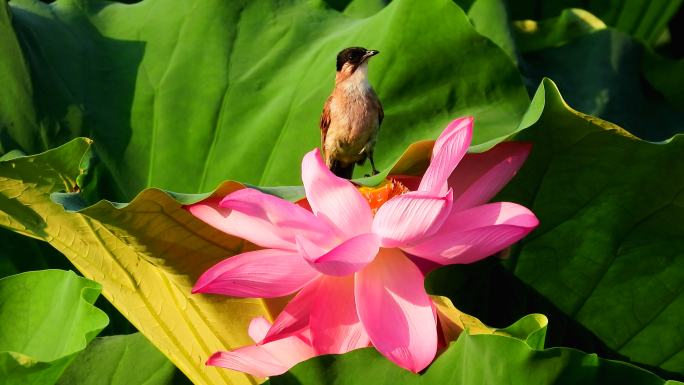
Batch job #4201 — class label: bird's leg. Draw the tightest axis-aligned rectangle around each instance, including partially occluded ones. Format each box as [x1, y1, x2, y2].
[369, 151, 380, 175]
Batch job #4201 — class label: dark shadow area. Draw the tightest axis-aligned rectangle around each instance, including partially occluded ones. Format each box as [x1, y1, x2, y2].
[321, 0, 355, 11]
[93, 296, 137, 336]
[519, 29, 684, 141]
[171, 367, 194, 385]
[10, 5, 144, 201]
[426, 258, 684, 382]
[663, 5, 684, 58]
[0, 130, 22, 155]
[0, 227, 73, 278]
[321, 0, 392, 13]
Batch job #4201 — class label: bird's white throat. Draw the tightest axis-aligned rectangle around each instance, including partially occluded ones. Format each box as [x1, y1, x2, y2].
[341, 62, 371, 94]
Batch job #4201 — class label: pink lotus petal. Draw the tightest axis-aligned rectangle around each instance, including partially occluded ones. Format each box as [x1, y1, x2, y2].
[372, 190, 453, 248]
[418, 117, 473, 195]
[449, 141, 531, 211]
[207, 347, 287, 378]
[297, 233, 380, 276]
[207, 332, 315, 378]
[310, 276, 370, 354]
[187, 198, 292, 250]
[192, 249, 320, 298]
[248, 317, 272, 343]
[355, 248, 437, 372]
[263, 279, 320, 343]
[301, 149, 372, 238]
[219, 188, 336, 248]
[259, 333, 316, 368]
[405, 202, 539, 265]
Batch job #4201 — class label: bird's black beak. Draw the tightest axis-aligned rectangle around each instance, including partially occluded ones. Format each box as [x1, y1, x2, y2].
[362, 50, 380, 62]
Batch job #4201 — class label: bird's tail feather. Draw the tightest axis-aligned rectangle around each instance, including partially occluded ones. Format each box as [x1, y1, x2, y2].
[330, 160, 355, 179]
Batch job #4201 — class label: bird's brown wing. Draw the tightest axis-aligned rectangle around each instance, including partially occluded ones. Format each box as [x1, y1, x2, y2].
[377, 97, 384, 126]
[371, 88, 383, 126]
[320, 95, 333, 153]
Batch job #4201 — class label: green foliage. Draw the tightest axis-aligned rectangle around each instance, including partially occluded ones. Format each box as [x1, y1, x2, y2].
[0, 0, 683, 384]
[464, 2, 684, 141]
[518, 27, 684, 141]
[642, 50, 684, 109]
[510, 80, 684, 375]
[57, 333, 177, 385]
[505, 0, 683, 44]
[427, 79, 684, 378]
[0, 138, 285, 385]
[0, 270, 108, 385]
[3, 0, 529, 199]
[268, 313, 682, 385]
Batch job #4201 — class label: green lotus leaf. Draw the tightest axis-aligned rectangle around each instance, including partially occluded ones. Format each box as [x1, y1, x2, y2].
[518, 27, 684, 141]
[2, 0, 529, 200]
[466, 0, 519, 63]
[1, 0, 683, 382]
[505, 0, 682, 44]
[57, 333, 177, 385]
[642, 50, 684, 110]
[267, 313, 680, 385]
[0, 270, 108, 385]
[457, 2, 684, 141]
[427, 78, 684, 378]
[0, 137, 287, 385]
[512, 8, 607, 52]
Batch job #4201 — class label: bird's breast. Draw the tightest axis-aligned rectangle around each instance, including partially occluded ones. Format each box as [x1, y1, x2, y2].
[329, 91, 378, 139]
[325, 86, 380, 163]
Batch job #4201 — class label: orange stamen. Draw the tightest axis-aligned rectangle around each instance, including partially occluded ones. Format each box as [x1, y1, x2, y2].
[358, 178, 410, 214]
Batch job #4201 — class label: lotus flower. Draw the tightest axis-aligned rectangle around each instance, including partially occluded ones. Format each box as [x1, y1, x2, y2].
[188, 117, 538, 377]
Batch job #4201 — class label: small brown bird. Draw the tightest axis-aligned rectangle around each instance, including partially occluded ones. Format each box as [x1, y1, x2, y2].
[320, 47, 383, 179]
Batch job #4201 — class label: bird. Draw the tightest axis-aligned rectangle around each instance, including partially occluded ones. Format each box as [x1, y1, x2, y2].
[320, 47, 383, 179]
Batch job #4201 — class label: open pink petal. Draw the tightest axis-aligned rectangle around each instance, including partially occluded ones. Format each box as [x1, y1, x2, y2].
[257, 332, 316, 371]
[297, 233, 380, 276]
[207, 332, 315, 378]
[301, 149, 372, 238]
[310, 276, 370, 354]
[219, 188, 336, 247]
[405, 202, 539, 265]
[248, 317, 272, 343]
[192, 249, 320, 298]
[207, 347, 287, 378]
[418, 117, 473, 195]
[187, 198, 292, 250]
[263, 279, 320, 343]
[372, 190, 453, 248]
[355, 248, 437, 372]
[449, 141, 531, 211]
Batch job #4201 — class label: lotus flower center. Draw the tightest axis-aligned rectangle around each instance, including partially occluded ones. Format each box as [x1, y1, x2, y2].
[358, 179, 409, 214]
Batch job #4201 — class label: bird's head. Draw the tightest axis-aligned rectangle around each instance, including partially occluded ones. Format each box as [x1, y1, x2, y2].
[335, 47, 379, 79]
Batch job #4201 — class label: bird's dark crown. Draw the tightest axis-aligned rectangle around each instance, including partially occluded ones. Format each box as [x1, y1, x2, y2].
[336, 47, 371, 71]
